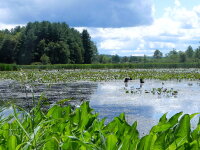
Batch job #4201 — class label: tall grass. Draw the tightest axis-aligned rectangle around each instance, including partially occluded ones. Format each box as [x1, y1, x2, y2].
[1, 63, 200, 71]
[0, 64, 18, 71]
[18, 62, 200, 70]
[0, 101, 199, 149]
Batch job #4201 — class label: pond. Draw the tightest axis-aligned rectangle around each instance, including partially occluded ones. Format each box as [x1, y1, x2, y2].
[0, 79, 200, 135]
[90, 79, 200, 135]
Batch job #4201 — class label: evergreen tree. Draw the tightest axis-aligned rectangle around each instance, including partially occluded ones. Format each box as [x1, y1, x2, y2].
[0, 36, 16, 63]
[111, 54, 120, 63]
[121, 56, 129, 63]
[179, 51, 187, 62]
[185, 45, 194, 58]
[82, 30, 93, 64]
[40, 54, 50, 65]
[153, 49, 163, 59]
[194, 47, 200, 59]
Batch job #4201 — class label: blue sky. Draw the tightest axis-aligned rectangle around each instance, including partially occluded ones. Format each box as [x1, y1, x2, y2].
[0, 0, 200, 56]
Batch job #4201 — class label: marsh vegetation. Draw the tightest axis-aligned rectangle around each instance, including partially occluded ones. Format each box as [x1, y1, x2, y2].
[0, 69, 200, 149]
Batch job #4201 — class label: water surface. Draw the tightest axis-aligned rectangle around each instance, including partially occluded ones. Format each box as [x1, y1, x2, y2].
[90, 80, 200, 134]
[0, 79, 200, 135]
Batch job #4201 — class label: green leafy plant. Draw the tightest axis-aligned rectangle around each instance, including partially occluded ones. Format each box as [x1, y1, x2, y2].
[0, 101, 199, 149]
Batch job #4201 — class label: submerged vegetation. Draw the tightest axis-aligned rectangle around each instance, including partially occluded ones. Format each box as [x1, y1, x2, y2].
[0, 101, 199, 149]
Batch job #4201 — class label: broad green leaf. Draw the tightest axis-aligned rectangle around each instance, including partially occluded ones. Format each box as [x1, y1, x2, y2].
[106, 134, 118, 150]
[151, 123, 172, 133]
[2, 123, 9, 139]
[153, 132, 166, 150]
[43, 138, 59, 150]
[7, 135, 18, 150]
[159, 113, 168, 124]
[190, 113, 199, 120]
[175, 114, 190, 142]
[190, 140, 199, 150]
[0, 145, 5, 150]
[168, 112, 183, 126]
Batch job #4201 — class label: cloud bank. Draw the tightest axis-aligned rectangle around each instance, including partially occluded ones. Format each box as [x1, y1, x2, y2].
[0, 0, 153, 28]
[78, 2, 200, 56]
[1, 0, 200, 56]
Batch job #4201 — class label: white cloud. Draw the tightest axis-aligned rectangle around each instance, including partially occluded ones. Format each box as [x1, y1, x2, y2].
[175, 0, 181, 7]
[83, 3, 200, 56]
[1, 1, 200, 56]
[0, 23, 24, 30]
[0, 0, 153, 28]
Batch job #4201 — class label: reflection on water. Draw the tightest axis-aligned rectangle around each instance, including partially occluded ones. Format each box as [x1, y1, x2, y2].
[90, 80, 200, 134]
[1, 79, 200, 134]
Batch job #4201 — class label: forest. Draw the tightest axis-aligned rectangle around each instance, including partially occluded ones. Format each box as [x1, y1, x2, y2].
[0, 21, 200, 65]
[0, 21, 97, 65]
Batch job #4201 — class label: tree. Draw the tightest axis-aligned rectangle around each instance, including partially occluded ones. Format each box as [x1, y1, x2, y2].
[0, 21, 97, 65]
[46, 41, 70, 64]
[40, 54, 50, 65]
[194, 47, 200, 59]
[82, 30, 93, 64]
[111, 54, 120, 63]
[0, 36, 16, 63]
[129, 56, 138, 62]
[99, 55, 111, 63]
[166, 49, 179, 62]
[179, 51, 186, 63]
[121, 56, 129, 63]
[185, 45, 194, 58]
[153, 49, 163, 59]
[143, 55, 147, 63]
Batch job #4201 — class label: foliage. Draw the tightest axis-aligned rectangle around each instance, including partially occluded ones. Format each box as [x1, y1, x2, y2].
[0, 64, 18, 71]
[0, 101, 199, 149]
[40, 54, 50, 65]
[186, 45, 194, 58]
[111, 54, 120, 63]
[179, 51, 187, 63]
[0, 21, 97, 65]
[15, 62, 200, 70]
[82, 29, 95, 64]
[153, 49, 163, 59]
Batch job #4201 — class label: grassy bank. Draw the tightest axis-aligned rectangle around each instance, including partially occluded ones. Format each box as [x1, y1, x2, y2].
[18, 62, 200, 70]
[0, 101, 199, 149]
[0, 64, 18, 71]
[1, 63, 200, 71]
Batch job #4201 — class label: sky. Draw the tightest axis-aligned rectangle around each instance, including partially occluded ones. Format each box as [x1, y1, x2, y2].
[0, 0, 200, 56]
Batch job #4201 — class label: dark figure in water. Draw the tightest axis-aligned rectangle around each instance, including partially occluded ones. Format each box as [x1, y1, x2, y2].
[140, 78, 144, 88]
[124, 77, 132, 87]
[140, 79, 144, 83]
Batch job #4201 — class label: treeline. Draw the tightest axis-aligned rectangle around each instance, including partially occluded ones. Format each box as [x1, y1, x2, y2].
[0, 21, 97, 65]
[97, 45, 200, 64]
[152, 46, 200, 63]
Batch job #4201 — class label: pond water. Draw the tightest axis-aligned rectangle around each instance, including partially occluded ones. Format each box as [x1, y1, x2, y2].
[0, 79, 200, 135]
[90, 79, 200, 135]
